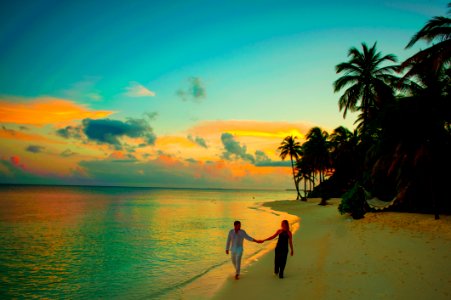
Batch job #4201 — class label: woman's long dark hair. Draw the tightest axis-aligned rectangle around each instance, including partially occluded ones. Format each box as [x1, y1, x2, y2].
[282, 220, 289, 230]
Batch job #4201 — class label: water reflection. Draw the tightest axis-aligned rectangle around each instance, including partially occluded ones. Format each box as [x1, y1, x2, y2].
[0, 186, 297, 299]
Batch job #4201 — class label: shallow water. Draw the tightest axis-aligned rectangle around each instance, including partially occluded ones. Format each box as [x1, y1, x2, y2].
[0, 185, 297, 299]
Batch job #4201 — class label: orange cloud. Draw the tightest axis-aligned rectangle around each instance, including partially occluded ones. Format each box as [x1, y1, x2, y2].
[10, 155, 26, 170]
[0, 97, 114, 126]
[157, 155, 179, 166]
[109, 151, 126, 160]
[0, 127, 65, 144]
[184, 120, 322, 161]
[188, 120, 318, 141]
[10, 155, 20, 166]
[155, 136, 195, 148]
[151, 135, 217, 161]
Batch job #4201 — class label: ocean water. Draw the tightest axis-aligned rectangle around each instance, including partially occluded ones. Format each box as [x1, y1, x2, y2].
[0, 185, 297, 299]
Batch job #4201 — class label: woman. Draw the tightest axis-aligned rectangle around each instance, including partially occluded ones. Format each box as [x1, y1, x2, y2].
[263, 220, 294, 279]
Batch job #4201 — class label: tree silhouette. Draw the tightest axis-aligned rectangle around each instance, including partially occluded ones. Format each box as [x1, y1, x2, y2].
[334, 42, 398, 133]
[278, 136, 303, 200]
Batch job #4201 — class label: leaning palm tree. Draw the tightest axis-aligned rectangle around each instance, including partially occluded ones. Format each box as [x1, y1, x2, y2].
[401, 3, 450, 77]
[278, 135, 302, 200]
[333, 42, 399, 132]
[400, 3, 450, 96]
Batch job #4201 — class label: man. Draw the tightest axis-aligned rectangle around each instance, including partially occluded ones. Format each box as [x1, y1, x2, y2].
[225, 220, 262, 280]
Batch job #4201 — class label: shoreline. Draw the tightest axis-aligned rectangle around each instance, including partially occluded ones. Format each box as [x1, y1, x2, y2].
[178, 200, 300, 299]
[213, 198, 451, 300]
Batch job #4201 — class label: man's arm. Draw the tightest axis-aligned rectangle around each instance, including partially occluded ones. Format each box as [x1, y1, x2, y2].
[241, 230, 257, 242]
[225, 230, 232, 254]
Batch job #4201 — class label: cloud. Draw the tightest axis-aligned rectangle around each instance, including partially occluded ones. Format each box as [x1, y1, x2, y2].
[0, 155, 79, 185]
[62, 77, 103, 101]
[254, 160, 292, 167]
[77, 154, 290, 189]
[187, 134, 208, 148]
[219, 135, 290, 167]
[9, 156, 26, 170]
[82, 117, 157, 149]
[2, 125, 16, 135]
[26, 145, 45, 153]
[0, 97, 114, 126]
[0, 124, 64, 144]
[176, 77, 206, 102]
[189, 120, 315, 140]
[10, 156, 20, 166]
[255, 150, 270, 164]
[108, 151, 137, 162]
[60, 149, 77, 157]
[221, 133, 255, 163]
[56, 125, 83, 139]
[144, 112, 158, 120]
[125, 82, 156, 97]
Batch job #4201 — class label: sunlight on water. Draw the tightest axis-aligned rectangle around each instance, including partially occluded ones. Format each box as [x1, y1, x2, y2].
[0, 185, 298, 299]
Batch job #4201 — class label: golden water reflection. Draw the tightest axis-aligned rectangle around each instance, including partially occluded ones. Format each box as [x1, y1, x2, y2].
[0, 186, 298, 299]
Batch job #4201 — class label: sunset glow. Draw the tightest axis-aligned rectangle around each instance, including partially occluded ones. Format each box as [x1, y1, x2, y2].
[0, 0, 445, 188]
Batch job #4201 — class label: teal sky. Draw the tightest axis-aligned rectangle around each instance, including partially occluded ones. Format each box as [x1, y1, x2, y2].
[0, 0, 448, 188]
[1, 1, 446, 127]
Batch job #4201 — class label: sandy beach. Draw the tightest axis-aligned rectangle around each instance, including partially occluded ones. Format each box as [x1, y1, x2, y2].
[213, 198, 451, 300]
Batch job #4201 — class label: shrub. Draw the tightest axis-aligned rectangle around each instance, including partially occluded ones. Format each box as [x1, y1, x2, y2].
[338, 183, 366, 219]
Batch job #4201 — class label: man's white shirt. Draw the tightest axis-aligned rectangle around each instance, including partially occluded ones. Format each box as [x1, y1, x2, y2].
[226, 229, 254, 254]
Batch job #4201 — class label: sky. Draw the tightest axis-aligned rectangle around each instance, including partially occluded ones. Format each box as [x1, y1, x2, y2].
[0, 0, 448, 189]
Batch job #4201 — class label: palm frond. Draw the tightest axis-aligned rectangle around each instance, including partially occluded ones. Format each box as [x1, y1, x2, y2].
[406, 16, 451, 48]
[333, 75, 360, 92]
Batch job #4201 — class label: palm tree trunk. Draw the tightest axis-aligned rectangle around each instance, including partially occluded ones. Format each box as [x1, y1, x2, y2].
[313, 172, 316, 190]
[303, 176, 307, 201]
[290, 154, 301, 200]
[308, 174, 311, 191]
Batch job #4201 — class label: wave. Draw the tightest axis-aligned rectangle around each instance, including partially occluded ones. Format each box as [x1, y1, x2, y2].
[145, 259, 229, 299]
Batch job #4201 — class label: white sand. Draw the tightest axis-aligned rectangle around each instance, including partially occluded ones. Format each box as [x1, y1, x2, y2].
[213, 198, 451, 300]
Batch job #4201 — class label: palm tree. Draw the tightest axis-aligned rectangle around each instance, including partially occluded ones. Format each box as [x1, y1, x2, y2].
[401, 4, 450, 77]
[379, 4, 451, 219]
[329, 126, 361, 192]
[295, 158, 313, 201]
[333, 42, 399, 132]
[399, 2, 450, 119]
[329, 126, 353, 151]
[278, 136, 303, 200]
[302, 127, 331, 185]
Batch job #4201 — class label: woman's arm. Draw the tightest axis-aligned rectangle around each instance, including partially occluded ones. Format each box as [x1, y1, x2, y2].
[288, 231, 294, 256]
[263, 230, 281, 242]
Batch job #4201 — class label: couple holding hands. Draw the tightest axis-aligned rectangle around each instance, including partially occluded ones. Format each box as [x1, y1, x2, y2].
[225, 220, 294, 280]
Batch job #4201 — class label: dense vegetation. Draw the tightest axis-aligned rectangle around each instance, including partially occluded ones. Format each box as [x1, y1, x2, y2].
[279, 3, 450, 219]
